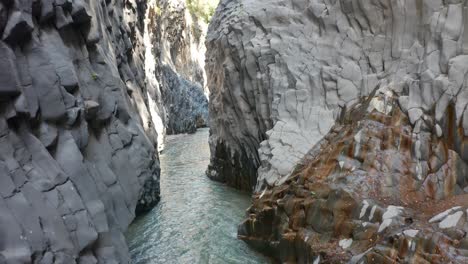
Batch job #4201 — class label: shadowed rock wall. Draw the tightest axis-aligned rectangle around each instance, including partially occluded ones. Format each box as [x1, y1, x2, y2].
[0, 0, 161, 263]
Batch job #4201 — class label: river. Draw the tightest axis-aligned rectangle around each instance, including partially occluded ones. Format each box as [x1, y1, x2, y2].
[126, 128, 270, 264]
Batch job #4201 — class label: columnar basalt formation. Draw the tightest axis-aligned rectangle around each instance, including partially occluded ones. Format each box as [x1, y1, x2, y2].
[206, 0, 468, 191]
[206, 0, 468, 261]
[0, 0, 161, 263]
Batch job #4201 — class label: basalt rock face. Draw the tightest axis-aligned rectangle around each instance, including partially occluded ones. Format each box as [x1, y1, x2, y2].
[161, 66, 209, 134]
[206, 0, 468, 192]
[147, 0, 209, 137]
[206, 0, 468, 262]
[0, 0, 161, 263]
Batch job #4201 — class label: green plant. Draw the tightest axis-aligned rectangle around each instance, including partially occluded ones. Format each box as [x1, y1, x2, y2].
[154, 6, 162, 16]
[91, 72, 98, 80]
[186, 0, 219, 24]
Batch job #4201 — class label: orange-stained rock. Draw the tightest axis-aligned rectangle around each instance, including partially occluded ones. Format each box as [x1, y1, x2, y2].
[239, 97, 468, 263]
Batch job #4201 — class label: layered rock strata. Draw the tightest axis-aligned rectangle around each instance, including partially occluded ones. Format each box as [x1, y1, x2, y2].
[0, 0, 161, 263]
[206, 0, 468, 192]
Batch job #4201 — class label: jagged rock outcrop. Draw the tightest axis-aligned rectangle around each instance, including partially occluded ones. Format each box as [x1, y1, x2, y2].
[146, 0, 209, 137]
[206, 0, 468, 261]
[0, 0, 161, 263]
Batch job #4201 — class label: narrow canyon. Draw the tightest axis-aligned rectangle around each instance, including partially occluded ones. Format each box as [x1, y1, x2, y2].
[1, 0, 468, 263]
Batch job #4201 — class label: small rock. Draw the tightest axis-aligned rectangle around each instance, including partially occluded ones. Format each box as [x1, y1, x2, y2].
[439, 211, 464, 229]
[382, 206, 404, 220]
[429, 207, 462, 223]
[408, 108, 423, 125]
[435, 124, 443, 137]
[403, 229, 419, 238]
[378, 219, 393, 233]
[339, 238, 353, 249]
[84, 100, 99, 120]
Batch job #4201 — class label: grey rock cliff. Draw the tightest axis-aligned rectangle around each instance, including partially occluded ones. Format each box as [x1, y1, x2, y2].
[206, 0, 468, 191]
[161, 66, 209, 134]
[147, 0, 209, 138]
[0, 0, 161, 263]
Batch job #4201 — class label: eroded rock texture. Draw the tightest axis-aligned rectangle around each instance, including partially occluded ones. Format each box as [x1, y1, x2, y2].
[206, 0, 468, 191]
[0, 0, 161, 263]
[206, 0, 468, 262]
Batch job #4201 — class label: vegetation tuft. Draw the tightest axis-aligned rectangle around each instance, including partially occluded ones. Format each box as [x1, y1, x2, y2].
[186, 0, 219, 23]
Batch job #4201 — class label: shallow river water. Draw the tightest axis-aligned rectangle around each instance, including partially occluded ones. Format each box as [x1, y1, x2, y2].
[126, 128, 270, 264]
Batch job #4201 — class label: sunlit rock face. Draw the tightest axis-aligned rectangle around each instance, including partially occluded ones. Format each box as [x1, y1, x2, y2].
[146, 0, 209, 137]
[0, 0, 161, 262]
[207, 0, 468, 261]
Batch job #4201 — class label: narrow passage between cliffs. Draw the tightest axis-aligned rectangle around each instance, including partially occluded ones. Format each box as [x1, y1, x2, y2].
[125, 128, 269, 263]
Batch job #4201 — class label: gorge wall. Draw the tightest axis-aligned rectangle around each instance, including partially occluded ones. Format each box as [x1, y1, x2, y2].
[147, 0, 209, 138]
[0, 0, 208, 263]
[207, 0, 468, 193]
[206, 0, 468, 262]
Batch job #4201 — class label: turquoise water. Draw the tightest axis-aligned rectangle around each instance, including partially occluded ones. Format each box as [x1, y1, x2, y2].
[126, 128, 270, 264]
